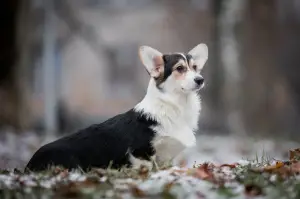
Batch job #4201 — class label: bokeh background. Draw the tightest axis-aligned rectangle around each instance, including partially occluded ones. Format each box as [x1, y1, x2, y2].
[1, 0, 300, 169]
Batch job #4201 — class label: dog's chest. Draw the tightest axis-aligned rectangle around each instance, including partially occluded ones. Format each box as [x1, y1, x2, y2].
[151, 96, 200, 162]
[151, 116, 196, 164]
[152, 113, 197, 147]
[134, 92, 200, 163]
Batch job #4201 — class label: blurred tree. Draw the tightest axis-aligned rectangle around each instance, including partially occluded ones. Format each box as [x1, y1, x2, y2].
[276, 0, 300, 138]
[0, 0, 33, 130]
[218, 0, 247, 136]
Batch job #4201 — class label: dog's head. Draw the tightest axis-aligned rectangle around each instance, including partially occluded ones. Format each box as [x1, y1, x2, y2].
[139, 44, 208, 94]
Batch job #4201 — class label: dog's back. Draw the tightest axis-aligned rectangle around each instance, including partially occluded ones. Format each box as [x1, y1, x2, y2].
[25, 109, 157, 171]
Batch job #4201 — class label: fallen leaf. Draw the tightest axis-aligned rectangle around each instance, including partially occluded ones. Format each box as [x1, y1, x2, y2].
[130, 185, 146, 197]
[54, 182, 82, 198]
[291, 162, 300, 174]
[59, 169, 69, 178]
[194, 163, 214, 182]
[273, 166, 294, 179]
[289, 148, 300, 161]
[164, 182, 175, 192]
[138, 165, 149, 179]
[252, 160, 298, 178]
[52, 166, 68, 176]
[77, 179, 99, 187]
[262, 161, 284, 172]
[219, 163, 237, 169]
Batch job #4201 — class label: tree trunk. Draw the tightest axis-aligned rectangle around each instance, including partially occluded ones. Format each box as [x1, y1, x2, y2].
[218, 0, 247, 135]
[0, 0, 32, 130]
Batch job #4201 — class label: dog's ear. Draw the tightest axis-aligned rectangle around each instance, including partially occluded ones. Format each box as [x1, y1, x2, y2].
[188, 43, 208, 70]
[139, 46, 164, 78]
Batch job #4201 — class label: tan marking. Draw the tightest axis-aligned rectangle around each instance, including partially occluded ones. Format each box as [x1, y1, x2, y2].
[153, 56, 163, 68]
[155, 73, 165, 86]
[155, 56, 195, 85]
[155, 61, 166, 86]
[138, 46, 164, 78]
[174, 59, 188, 69]
[171, 59, 187, 80]
[173, 70, 186, 80]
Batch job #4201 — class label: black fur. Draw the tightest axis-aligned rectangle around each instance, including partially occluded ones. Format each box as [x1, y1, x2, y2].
[155, 53, 189, 89]
[162, 54, 185, 81]
[185, 54, 193, 65]
[156, 53, 194, 87]
[25, 109, 157, 172]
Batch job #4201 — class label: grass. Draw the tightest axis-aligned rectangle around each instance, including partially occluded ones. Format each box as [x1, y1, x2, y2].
[1, 156, 300, 199]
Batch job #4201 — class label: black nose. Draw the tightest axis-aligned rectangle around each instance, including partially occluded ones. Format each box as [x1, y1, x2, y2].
[194, 77, 204, 85]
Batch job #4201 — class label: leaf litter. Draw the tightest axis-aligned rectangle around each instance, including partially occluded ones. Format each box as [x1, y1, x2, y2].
[1, 148, 300, 198]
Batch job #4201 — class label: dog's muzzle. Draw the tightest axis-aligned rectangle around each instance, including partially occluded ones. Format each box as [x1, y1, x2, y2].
[194, 77, 204, 87]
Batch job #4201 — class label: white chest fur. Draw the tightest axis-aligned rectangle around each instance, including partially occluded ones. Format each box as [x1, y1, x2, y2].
[134, 81, 201, 163]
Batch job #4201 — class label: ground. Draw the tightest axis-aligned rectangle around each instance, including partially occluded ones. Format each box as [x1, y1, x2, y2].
[0, 131, 300, 198]
[1, 158, 300, 199]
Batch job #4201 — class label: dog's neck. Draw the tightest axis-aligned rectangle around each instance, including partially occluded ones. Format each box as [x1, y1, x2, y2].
[135, 79, 201, 132]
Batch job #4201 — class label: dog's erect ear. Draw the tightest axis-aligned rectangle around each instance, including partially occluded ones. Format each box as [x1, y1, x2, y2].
[139, 46, 164, 78]
[188, 43, 208, 70]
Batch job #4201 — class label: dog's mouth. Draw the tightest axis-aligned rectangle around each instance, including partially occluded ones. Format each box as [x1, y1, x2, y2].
[181, 83, 205, 92]
[194, 83, 205, 91]
[192, 87, 201, 92]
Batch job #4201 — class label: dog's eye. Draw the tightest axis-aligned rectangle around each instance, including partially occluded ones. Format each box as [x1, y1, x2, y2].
[193, 65, 197, 70]
[176, 66, 185, 73]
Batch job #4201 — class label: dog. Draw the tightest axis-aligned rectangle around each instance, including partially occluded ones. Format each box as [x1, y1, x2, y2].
[25, 43, 208, 172]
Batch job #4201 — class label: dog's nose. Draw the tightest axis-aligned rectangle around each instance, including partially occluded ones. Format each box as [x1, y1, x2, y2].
[194, 77, 204, 85]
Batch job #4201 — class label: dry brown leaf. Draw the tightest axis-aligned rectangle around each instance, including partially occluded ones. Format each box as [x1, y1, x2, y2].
[164, 182, 175, 192]
[59, 169, 69, 178]
[263, 161, 284, 172]
[51, 166, 69, 177]
[290, 162, 300, 174]
[54, 182, 82, 198]
[250, 161, 288, 176]
[77, 179, 99, 187]
[274, 167, 294, 178]
[138, 165, 149, 179]
[194, 163, 214, 182]
[252, 160, 300, 178]
[186, 168, 196, 176]
[219, 163, 237, 169]
[289, 148, 300, 161]
[131, 185, 146, 197]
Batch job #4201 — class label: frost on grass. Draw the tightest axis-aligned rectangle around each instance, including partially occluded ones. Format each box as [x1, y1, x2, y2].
[1, 131, 300, 199]
[1, 151, 300, 199]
